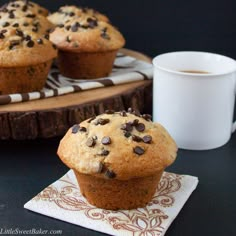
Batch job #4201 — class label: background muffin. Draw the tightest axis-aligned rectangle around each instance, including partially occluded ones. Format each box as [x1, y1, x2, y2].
[0, 0, 49, 17]
[0, 25, 57, 94]
[57, 109, 177, 210]
[50, 15, 125, 79]
[47, 5, 109, 26]
[0, 0, 56, 95]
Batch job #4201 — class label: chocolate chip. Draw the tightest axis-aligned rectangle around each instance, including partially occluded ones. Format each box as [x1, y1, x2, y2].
[24, 35, 31, 41]
[132, 119, 139, 126]
[101, 28, 110, 40]
[87, 116, 96, 123]
[9, 40, 20, 50]
[135, 123, 145, 132]
[86, 137, 96, 147]
[15, 29, 23, 37]
[9, 11, 15, 19]
[71, 124, 79, 134]
[79, 127, 87, 132]
[119, 110, 127, 117]
[0, 33, 4, 39]
[26, 14, 36, 18]
[124, 131, 131, 138]
[52, 44, 57, 50]
[141, 114, 152, 121]
[143, 135, 152, 144]
[65, 25, 71, 31]
[104, 169, 116, 179]
[66, 36, 71, 43]
[120, 123, 133, 132]
[26, 40, 34, 48]
[69, 12, 75, 17]
[32, 27, 38, 32]
[132, 135, 142, 142]
[23, 22, 29, 27]
[44, 34, 49, 40]
[94, 118, 110, 125]
[22, 5, 28, 12]
[71, 22, 80, 32]
[13, 23, 19, 27]
[104, 110, 114, 114]
[2, 22, 10, 27]
[87, 17, 98, 28]
[98, 149, 110, 156]
[81, 25, 89, 29]
[133, 146, 145, 155]
[1, 30, 7, 34]
[37, 38, 43, 44]
[101, 136, 111, 145]
[33, 22, 40, 27]
[57, 24, 64, 28]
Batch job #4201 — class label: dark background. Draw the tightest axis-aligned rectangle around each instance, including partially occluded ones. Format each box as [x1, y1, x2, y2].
[27, 0, 236, 59]
[1, 0, 236, 58]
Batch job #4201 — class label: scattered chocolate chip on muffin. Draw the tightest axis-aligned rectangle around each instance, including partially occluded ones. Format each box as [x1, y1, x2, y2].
[0, 0, 49, 17]
[47, 5, 109, 27]
[49, 15, 125, 79]
[57, 109, 178, 210]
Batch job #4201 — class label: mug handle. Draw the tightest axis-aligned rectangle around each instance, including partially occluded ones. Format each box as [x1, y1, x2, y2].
[233, 121, 236, 133]
[233, 81, 236, 133]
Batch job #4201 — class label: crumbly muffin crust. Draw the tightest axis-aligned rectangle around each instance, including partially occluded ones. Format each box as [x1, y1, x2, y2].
[57, 109, 177, 180]
[49, 16, 125, 53]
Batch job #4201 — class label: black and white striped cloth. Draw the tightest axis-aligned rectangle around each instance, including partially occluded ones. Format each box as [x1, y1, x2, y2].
[0, 52, 153, 105]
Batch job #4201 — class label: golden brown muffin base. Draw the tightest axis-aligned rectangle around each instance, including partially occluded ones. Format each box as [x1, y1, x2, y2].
[57, 50, 118, 79]
[0, 60, 52, 95]
[74, 170, 164, 210]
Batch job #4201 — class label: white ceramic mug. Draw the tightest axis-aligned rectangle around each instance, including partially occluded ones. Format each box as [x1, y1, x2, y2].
[153, 51, 236, 150]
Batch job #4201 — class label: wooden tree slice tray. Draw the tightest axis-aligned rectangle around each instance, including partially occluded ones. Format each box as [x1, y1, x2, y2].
[0, 48, 153, 140]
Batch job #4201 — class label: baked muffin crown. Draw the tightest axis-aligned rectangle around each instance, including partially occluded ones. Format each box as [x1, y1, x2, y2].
[47, 5, 109, 26]
[49, 16, 125, 52]
[0, 12, 53, 34]
[0, 0, 49, 17]
[0, 25, 57, 67]
[57, 109, 177, 180]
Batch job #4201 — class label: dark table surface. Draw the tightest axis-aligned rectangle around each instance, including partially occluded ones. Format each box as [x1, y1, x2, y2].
[1, 131, 236, 236]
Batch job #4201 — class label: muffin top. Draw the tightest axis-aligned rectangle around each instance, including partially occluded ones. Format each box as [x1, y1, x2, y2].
[49, 16, 125, 52]
[0, 12, 53, 34]
[0, 25, 57, 67]
[57, 109, 177, 180]
[47, 5, 109, 26]
[0, 0, 49, 17]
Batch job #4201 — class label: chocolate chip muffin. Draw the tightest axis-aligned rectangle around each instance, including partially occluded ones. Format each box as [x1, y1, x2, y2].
[57, 109, 177, 210]
[47, 5, 109, 26]
[0, 0, 49, 17]
[49, 15, 125, 79]
[0, 24, 57, 94]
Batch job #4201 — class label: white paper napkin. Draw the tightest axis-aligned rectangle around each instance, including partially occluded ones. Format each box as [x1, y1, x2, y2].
[24, 170, 198, 236]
